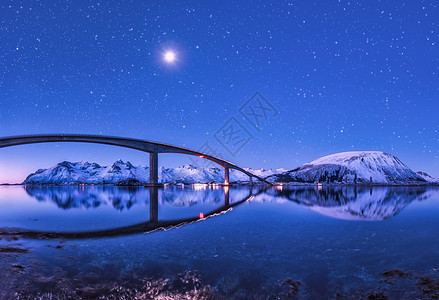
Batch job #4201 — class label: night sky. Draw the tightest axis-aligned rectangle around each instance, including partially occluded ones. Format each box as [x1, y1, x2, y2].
[1, 0, 438, 183]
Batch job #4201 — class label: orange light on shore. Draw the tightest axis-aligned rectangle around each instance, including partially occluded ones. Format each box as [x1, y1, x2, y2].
[199, 212, 204, 219]
[198, 155, 204, 158]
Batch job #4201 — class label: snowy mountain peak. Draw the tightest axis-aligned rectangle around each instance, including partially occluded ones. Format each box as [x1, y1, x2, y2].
[23, 160, 279, 185]
[270, 151, 427, 184]
[181, 164, 198, 170]
[24, 160, 150, 185]
[110, 159, 130, 166]
[306, 151, 396, 166]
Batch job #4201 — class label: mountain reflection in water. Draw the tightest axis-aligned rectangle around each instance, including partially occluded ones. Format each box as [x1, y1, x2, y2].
[265, 186, 430, 220]
[24, 185, 242, 210]
[23, 185, 429, 221]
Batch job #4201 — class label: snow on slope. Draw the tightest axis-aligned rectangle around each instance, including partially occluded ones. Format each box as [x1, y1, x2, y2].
[416, 171, 439, 183]
[23, 160, 282, 185]
[23, 160, 149, 185]
[268, 151, 426, 184]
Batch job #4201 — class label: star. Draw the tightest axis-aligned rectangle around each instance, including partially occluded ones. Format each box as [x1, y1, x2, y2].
[163, 50, 176, 63]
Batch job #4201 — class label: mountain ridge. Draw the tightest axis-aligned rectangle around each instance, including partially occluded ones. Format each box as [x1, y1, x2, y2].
[268, 151, 429, 184]
[22, 151, 437, 185]
[23, 160, 284, 185]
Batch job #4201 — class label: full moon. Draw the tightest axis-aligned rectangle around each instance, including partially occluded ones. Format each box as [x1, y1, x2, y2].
[163, 50, 176, 63]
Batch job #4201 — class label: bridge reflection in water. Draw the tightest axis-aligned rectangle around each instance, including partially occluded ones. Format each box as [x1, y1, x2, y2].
[149, 186, 234, 224]
[1, 186, 264, 240]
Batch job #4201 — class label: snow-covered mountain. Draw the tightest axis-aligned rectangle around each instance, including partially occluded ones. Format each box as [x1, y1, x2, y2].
[23, 160, 149, 185]
[23, 160, 283, 185]
[416, 171, 439, 183]
[22, 151, 434, 185]
[268, 151, 427, 184]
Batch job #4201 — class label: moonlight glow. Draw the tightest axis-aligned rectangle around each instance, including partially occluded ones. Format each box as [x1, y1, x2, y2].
[163, 50, 176, 63]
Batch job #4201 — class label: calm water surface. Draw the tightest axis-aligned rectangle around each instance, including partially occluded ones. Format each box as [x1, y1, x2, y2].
[1, 185, 438, 299]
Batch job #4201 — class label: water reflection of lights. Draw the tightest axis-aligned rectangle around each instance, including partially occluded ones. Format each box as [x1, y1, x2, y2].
[193, 183, 207, 190]
[275, 184, 283, 191]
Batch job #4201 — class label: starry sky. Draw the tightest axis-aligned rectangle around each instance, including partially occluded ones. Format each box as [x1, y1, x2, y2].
[1, 0, 438, 183]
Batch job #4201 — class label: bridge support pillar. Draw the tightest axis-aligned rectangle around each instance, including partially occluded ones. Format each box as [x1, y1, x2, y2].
[224, 167, 229, 185]
[150, 187, 158, 223]
[249, 176, 253, 185]
[149, 151, 158, 185]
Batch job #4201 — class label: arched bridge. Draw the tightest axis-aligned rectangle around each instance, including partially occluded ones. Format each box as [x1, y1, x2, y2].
[0, 134, 271, 185]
